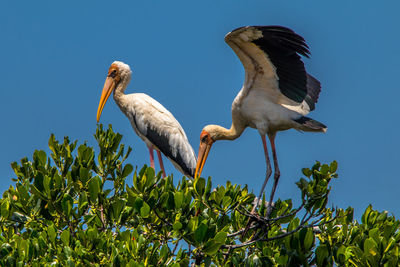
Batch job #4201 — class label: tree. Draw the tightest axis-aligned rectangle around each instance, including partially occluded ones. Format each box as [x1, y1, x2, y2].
[0, 125, 399, 266]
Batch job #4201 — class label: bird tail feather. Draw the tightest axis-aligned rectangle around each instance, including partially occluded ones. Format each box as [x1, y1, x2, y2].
[293, 116, 327, 133]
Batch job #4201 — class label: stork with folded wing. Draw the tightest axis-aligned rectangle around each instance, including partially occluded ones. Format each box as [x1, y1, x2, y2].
[97, 61, 197, 178]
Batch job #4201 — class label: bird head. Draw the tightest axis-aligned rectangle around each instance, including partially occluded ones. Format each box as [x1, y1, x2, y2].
[96, 61, 132, 122]
[195, 126, 216, 179]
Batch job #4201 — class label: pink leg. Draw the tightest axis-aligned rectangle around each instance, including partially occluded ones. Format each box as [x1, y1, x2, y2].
[156, 150, 166, 178]
[147, 145, 155, 170]
[242, 135, 273, 237]
[266, 133, 280, 216]
[252, 135, 273, 212]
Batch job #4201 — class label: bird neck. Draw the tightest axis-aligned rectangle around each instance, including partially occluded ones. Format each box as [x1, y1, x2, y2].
[113, 79, 130, 112]
[209, 120, 246, 141]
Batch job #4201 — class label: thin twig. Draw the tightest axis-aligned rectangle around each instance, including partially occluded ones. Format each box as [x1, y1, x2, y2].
[269, 203, 304, 223]
[227, 224, 258, 237]
[223, 211, 340, 250]
[236, 207, 260, 220]
[172, 239, 180, 255]
[223, 247, 232, 265]
[154, 209, 172, 226]
[99, 204, 106, 229]
[239, 202, 305, 227]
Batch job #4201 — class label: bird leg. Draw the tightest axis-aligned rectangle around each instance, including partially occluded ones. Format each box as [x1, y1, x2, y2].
[253, 135, 273, 212]
[242, 135, 273, 238]
[147, 145, 155, 170]
[156, 150, 167, 178]
[266, 132, 280, 217]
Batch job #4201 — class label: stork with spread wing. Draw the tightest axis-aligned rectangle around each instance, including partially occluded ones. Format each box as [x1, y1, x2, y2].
[195, 26, 326, 213]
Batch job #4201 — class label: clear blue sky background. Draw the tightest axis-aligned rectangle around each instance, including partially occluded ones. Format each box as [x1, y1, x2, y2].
[1, 1, 399, 220]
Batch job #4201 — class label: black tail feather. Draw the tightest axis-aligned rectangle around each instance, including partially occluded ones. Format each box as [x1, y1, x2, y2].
[294, 116, 327, 132]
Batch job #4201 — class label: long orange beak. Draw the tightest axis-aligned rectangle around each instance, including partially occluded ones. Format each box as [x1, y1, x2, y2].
[96, 77, 116, 122]
[195, 142, 212, 178]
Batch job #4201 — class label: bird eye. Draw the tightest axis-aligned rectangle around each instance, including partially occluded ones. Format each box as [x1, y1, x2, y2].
[201, 136, 208, 143]
[109, 69, 117, 78]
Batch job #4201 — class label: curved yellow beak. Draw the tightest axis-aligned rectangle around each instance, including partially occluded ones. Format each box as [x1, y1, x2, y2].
[96, 77, 116, 122]
[195, 142, 212, 179]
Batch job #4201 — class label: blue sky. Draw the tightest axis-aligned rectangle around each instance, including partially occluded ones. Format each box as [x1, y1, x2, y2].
[1, 1, 399, 220]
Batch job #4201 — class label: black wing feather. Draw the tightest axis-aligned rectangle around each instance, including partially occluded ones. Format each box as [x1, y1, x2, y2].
[304, 74, 321, 111]
[131, 116, 194, 177]
[250, 26, 309, 103]
[228, 25, 322, 109]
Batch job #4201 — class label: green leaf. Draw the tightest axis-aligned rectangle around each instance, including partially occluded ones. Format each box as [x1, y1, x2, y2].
[122, 164, 133, 178]
[0, 243, 12, 258]
[112, 199, 126, 221]
[54, 172, 63, 190]
[47, 225, 56, 244]
[303, 228, 314, 250]
[140, 201, 150, 218]
[1, 200, 10, 218]
[302, 168, 312, 177]
[132, 170, 141, 193]
[369, 228, 380, 243]
[33, 172, 45, 192]
[364, 238, 378, 255]
[316, 245, 329, 266]
[194, 177, 206, 197]
[346, 207, 354, 224]
[188, 217, 199, 233]
[173, 221, 182, 231]
[61, 194, 73, 217]
[78, 192, 88, 215]
[376, 211, 388, 222]
[330, 160, 338, 173]
[203, 240, 222, 255]
[134, 197, 144, 212]
[194, 223, 208, 243]
[336, 245, 346, 264]
[174, 192, 183, 209]
[61, 230, 70, 245]
[320, 164, 329, 175]
[145, 167, 156, 187]
[160, 244, 168, 260]
[43, 175, 51, 196]
[167, 192, 175, 210]
[205, 177, 212, 197]
[87, 227, 98, 240]
[88, 176, 101, 202]
[214, 232, 227, 243]
[288, 218, 300, 232]
[34, 150, 47, 167]
[79, 167, 90, 184]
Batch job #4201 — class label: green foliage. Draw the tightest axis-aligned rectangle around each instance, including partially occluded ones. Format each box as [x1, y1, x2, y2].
[0, 125, 399, 266]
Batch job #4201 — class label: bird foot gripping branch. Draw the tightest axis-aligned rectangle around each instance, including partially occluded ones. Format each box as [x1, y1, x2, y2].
[194, 26, 327, 237]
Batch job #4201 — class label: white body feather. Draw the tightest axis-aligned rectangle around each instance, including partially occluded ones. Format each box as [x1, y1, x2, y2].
[120, 93, 196, 175]
[110, 61, 197, 177]
[226, 26, 319, 135]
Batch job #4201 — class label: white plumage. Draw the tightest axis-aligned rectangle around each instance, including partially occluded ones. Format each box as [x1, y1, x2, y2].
[97, 61, 196, 178]
[195, 26, 327, 211]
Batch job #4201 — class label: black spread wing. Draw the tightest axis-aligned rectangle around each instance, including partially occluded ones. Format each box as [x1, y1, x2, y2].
[226, 25, 321, 109]
[305, 74, 321, 111]
[250, 26, 309, 103]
